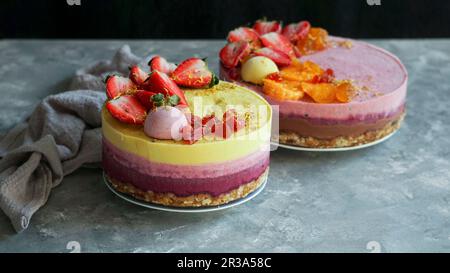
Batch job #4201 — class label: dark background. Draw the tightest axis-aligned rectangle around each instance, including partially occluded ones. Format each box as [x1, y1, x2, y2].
[1, 0, 450, 39]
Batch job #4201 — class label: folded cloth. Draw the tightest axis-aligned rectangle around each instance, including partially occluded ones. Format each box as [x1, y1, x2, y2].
[0, 45, 142, 232]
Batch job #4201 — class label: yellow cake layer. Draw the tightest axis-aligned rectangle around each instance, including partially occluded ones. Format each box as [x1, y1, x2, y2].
[102, 81, 272, 165]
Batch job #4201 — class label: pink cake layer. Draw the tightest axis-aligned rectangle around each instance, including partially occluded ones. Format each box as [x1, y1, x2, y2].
[220, 37, 408, 121]
[102, 139, 270, 197]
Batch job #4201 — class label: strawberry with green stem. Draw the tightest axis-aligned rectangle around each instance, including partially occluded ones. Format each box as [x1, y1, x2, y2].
[171, 58, 219, 88]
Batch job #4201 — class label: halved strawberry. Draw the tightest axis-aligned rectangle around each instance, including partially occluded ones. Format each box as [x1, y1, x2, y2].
[227, 27, 260, 45]
[106, 95, 147, 125]
[260, 32, 295, 57]
[105, 75, 136, 99]
[148, 56, 177, 75]
[253, 20, 282, 35]
[282, 21, 311, 42]
[171, 58, 218, 88]
[135, 90, 157, 109]
[144, 70, 188, 106]
[254, 47, 292, 67]
[219, 41, 251, 68]
[129, 65, 149, 86]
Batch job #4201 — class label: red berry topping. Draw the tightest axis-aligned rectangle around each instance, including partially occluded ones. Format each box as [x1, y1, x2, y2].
[129, 65, 149, 87]
[144, 70, 188, 106]
[219, 41, 251, 68]
[106, 95, 147, 125]
[171, 58, 218, 88]
[227, 27, 260, 45]
[148, 55, 177, 75]
[260, 32, 296, 57]
[254, 47, 292, 67]
[253, 20, 282, 35]
[105, 75, 136, 99]
[282, 21, 311, 42]
[134, 90, 157, 110]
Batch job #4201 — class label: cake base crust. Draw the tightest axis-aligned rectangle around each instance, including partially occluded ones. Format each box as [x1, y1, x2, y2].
[106, 168, 269, 207]
[278, 114, 405, 148]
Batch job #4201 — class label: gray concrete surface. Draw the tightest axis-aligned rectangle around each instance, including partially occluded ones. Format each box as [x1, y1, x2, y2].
[0, 39, 449, 253]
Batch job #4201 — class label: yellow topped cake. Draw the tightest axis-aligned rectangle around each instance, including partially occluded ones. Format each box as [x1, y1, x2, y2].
[102, 56, 272, 207]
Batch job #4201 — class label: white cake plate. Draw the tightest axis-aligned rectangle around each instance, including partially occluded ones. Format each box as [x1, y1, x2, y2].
[103, 173, 268, 213]
[271, 130, 398, 152]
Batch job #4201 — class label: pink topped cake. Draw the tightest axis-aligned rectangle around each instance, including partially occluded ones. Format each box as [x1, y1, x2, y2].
[219, 19, 407, 148]
[102, 56, 272, 207]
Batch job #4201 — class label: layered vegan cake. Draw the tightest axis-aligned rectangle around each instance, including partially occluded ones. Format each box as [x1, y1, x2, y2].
[102, 56, 272, 207]
[219, 19, 407, 148]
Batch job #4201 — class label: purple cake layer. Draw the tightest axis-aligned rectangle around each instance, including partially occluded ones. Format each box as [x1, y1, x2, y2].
[279, 104, 405, 126]
[279, 108, 404, 139]
[102, 139, 270, 197]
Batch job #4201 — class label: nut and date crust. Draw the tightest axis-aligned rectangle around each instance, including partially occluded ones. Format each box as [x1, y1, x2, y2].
[106, 168, 269, 207]
[278, 114, 405, 148]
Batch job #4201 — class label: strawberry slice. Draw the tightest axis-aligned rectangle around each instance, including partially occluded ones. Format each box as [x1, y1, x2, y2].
[260, 32, 295, 57]
[129, 65, 149, 86]
[105, 75, 136, 99]
[144, 70, 188, 106]
[148, 56, 177, 75]
[135, 90, 157, 109]
[171, 58, 218, 88]
[253, 20, 282, 35]
[282, 21, 311, 42]
[106, 95, 147, 125]
[227, 27, 260, 45]
[254, 47, 292, 67]
[219, 41, 251, 68]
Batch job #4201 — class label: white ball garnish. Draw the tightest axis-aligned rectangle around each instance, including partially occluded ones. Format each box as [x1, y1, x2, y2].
[241, 56, 279, 85]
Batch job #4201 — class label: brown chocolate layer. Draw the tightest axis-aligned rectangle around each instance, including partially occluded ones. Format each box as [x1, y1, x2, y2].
[279, 109, 405, 140]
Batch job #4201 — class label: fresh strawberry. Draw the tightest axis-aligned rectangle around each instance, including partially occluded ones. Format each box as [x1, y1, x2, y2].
[260, 32, 295, 57]
[171, 58, 218, 88]
[254, 47, 292, 67]
[144, 70, 188, 106]
[129, 65, 149, 86]
[219, 41, 251, 68]
[296, 21, 311, 40]
[253, 20, 282, 35]
[148, 56, 177, 75]
[227, 27, 260, 45]
[134, 90, 157, 109]
[282, 21, 311, 42]
[106, 95, 147, 125]
[105, 75, 136, 99]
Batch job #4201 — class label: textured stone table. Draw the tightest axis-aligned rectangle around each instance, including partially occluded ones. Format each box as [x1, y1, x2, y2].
[0, 39, 449, 253]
